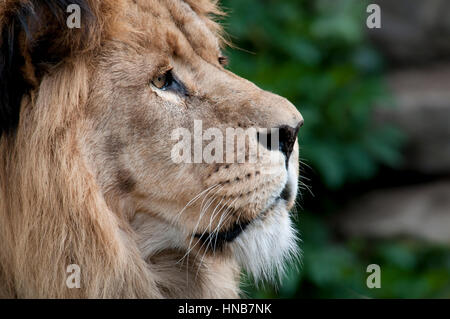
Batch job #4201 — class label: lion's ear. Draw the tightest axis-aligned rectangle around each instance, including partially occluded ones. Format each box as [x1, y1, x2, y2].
[0, 0, 100, 136]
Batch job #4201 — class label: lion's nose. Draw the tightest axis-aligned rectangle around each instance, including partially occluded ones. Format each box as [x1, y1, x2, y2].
[278, 121, 303, 161]
[257, 119, 303, 163]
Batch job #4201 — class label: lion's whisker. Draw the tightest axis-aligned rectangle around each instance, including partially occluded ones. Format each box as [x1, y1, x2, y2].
[193, 194, 231, 260]
[194, 196, 235, 279]
[212, 196, 240, 255]
[173, 183, 219, 224]
[179, 184, 222, 287]
[178, 185, 224, 267]
[182, 185, 226, 286]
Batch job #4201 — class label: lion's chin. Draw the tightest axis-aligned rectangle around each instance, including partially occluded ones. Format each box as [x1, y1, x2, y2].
[229, 200, 299, 283]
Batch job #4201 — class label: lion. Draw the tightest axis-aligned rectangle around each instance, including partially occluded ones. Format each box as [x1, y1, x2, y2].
[0, 0, 303, 298]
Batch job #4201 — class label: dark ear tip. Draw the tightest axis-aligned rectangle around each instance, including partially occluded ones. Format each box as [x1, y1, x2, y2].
[0, 0, 98, 137]
[0, 16, 26, 137]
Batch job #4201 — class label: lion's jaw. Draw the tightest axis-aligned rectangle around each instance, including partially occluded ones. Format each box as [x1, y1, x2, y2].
[231, 148, 300, 282]
[129, 141, 300, 286]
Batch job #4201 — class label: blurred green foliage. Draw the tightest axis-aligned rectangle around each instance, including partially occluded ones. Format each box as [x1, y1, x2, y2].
[221, 0, 450, 298]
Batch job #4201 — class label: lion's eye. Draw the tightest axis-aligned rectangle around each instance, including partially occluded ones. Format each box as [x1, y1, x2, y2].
[150, 70, 188, 96]
[151, 71, 173, 90]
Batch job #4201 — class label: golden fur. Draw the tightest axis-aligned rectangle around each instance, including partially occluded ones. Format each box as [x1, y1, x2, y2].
[0, 0, 303, 298]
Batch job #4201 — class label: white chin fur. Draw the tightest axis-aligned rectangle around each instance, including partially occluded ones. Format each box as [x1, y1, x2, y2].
[231, 202, 299, 284]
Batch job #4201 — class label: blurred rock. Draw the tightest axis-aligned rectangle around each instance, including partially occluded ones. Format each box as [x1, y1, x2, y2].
[337, 181, 450, 244]
[375, 64, 450, 174]
[368, 0, 450, 64]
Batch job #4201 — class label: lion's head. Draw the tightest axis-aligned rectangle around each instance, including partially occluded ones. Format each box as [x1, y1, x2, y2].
[0, 0, 303, 298]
